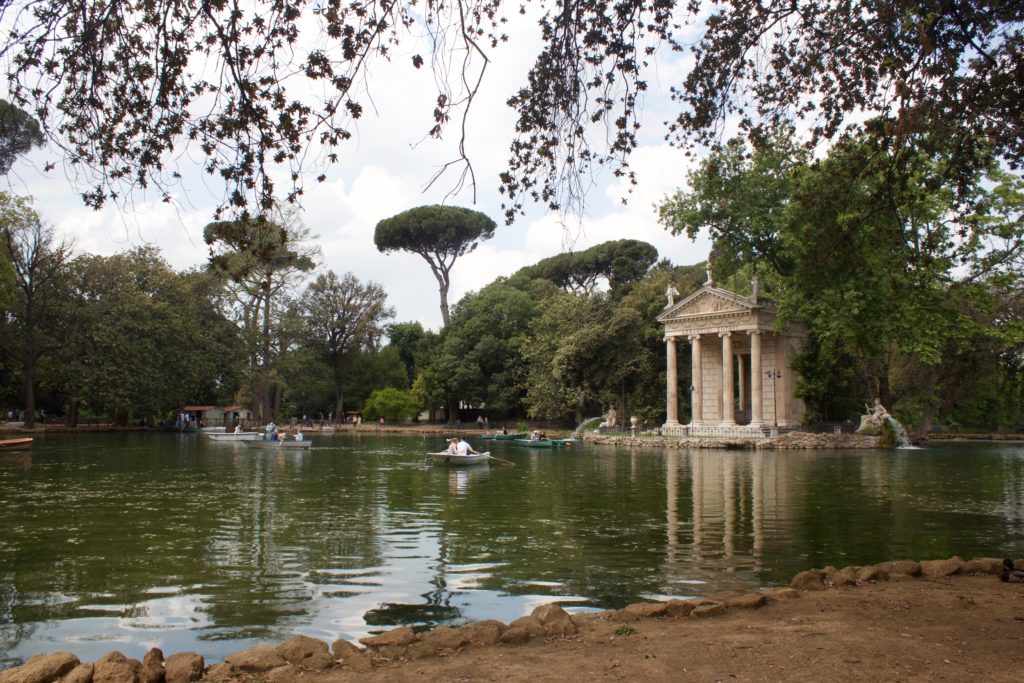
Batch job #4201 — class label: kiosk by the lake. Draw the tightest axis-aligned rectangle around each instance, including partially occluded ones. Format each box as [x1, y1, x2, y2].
[658, 274, 807, 437]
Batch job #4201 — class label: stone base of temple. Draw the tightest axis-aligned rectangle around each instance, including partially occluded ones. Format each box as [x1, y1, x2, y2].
[690, 424, 773, 439]
[660, 423, 791, 438]
[658, 422, 685, 437]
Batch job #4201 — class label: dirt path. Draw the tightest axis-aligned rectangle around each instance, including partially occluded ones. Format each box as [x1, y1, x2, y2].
[341, 575, 1024, 682]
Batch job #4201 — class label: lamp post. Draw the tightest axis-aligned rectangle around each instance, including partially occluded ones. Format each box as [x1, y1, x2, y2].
[765, 369, 782, 426]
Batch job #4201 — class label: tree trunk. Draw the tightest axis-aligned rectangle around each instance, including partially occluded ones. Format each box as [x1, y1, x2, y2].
[438, 279, 450, 327]
[22, 349, 35, 428]
[919, 402, 936, 437]
[22, 300, 35, 428]
[877, 370, 892, 411]
[65, 402, 78, 428]
[273, 383, 283, 421]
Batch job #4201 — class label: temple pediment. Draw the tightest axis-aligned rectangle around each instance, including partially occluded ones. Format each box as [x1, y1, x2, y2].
[658, 286, 763, 323]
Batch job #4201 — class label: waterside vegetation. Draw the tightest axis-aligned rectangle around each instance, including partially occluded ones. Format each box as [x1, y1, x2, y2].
[1, 128, 1023, 433]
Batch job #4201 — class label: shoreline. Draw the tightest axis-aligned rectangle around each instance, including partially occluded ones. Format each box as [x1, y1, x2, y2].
[4, 422, 1023, 449]
[2, 556, 1022, 682]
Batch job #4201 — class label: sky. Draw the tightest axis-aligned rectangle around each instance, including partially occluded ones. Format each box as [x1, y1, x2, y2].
[2, 9, 712, 332]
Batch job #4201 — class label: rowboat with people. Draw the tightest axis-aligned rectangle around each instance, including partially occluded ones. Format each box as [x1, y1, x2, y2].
[426, 451, 491, 466]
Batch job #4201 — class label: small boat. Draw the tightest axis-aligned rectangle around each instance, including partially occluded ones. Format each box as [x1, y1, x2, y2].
[244, 439, 312, 450]
[512, 438, 569, 449]
[0, 437, 33, 451]
[426, 451, 491, 466]
[204, 432, 262, 442]
[482, 432, 527, 441]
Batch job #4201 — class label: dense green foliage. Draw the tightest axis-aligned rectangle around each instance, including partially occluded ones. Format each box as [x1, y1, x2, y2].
[361, 387, 422, 422]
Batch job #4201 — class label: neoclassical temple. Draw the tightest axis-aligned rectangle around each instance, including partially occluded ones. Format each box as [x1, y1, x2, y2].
[658, 274, 806, 437]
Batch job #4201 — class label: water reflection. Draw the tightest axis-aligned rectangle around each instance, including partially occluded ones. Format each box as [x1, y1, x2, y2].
[1, 435, 1022, 669]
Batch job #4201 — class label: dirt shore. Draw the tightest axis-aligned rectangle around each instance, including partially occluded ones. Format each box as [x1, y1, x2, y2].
[4, 561, 1024, 683]
[344, 572, 1024, 682]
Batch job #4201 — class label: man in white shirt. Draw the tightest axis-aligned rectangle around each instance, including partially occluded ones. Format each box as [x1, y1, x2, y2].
[455, 438, 478, 456]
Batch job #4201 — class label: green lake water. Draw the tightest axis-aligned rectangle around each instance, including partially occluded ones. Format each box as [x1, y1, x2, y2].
[1, 433, 1022, 668]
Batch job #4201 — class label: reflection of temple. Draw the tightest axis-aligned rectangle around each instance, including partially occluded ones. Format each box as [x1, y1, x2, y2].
[663, 451, 793, 579]
[658, 274, 806, 437]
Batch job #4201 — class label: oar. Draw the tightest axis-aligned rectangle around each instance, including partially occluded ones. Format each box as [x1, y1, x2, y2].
[487, 454, 516, 467]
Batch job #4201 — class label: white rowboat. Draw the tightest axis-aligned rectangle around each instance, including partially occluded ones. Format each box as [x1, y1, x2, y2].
[426, 451, 491, 465]
[203, 432, 262, 442]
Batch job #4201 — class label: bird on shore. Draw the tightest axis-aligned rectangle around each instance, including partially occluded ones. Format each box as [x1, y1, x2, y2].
[999, 558, 1024, 583]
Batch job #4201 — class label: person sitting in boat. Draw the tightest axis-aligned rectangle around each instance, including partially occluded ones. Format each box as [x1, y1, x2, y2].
[456, 438, 478, 456]
[446, 437, 459, 454]
[294, 429, 304, 441]
[528, 430, 540, 441]
[233, 424, 243, 435]
[501, 427, 508, 435]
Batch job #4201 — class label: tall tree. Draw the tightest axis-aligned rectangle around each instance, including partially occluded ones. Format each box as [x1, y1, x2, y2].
[205, 211, 317, 420]
[0, 193, 73, 427]
[300, 271, 394, 419]
[374, 205, 495, 327]
[658, 131, 806, 276]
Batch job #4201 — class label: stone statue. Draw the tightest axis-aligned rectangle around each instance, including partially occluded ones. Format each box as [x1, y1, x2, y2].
[856, 399, 911, 447]
[665, 285, 680, 306]
[599, 406, 618, 429]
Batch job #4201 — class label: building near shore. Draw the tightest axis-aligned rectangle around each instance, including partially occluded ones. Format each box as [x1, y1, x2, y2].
[658, 273, 806, 437]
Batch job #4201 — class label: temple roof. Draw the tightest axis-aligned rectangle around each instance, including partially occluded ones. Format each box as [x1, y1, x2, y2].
[658, 284, 773, 323]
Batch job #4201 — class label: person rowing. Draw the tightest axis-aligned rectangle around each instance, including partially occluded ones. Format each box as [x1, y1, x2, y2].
[455, 437, 479, 456]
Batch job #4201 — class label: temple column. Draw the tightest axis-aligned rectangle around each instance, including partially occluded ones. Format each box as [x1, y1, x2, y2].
[665, 336, 680, 426]
[690, 335, 703, 425]
[749, 330, 764, 427]
[737, 355, 746, 414]
[720, 331, 735, 425]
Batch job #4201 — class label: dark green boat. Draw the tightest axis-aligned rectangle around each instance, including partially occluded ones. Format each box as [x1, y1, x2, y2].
[512, 438, 572, 449]
[482, 432, 527, 441]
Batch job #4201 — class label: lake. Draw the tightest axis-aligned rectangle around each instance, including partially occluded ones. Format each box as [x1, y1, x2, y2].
[1, 432, 1022, 668]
